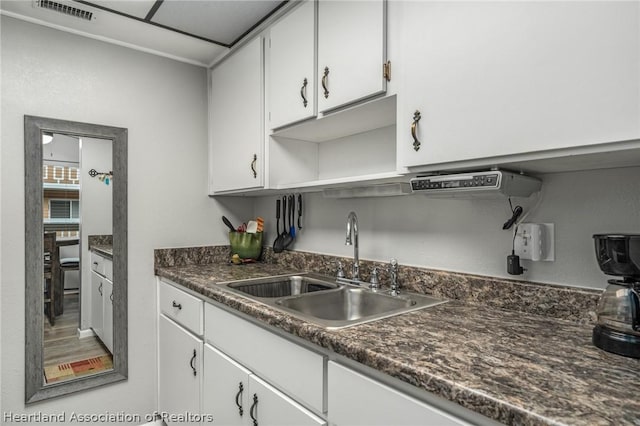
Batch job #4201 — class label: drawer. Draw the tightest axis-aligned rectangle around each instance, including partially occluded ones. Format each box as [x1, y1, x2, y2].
[159, 280, 203, 336]
[103, 258, 113, 281]
[205, 303, 325, 414]
[90, 252, 105, 276]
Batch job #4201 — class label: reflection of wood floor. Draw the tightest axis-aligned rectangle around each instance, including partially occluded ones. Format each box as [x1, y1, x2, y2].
[43, 292, 111, 368]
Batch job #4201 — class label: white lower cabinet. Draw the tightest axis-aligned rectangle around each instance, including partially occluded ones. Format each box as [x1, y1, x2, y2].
[102, 279, 113, 352]
[328, 362, 470, 426]
[203, 344, 325, 426]
[90, 271, 104, 340]
[159, 314, 203, 426]
[202, 344, 251, 426]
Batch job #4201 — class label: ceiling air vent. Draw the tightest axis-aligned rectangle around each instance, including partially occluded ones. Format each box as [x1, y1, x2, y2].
[33, 0, 96, 21]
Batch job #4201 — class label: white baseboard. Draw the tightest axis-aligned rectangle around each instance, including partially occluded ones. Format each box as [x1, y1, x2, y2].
[77, 328, 95, 339]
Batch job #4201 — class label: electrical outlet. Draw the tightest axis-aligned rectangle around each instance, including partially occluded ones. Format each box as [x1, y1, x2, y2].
[514, 223, 555, 261]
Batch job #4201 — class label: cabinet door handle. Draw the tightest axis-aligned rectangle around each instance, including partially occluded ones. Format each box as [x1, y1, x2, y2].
[250, 154, 257, 179]
[411, 110, 422, 151]
[189, 349, 197, 376]
[110, 292, 114, 302]
[98, 282, 103, 296]
[172, 300, 182, 310]
[300, 78, 308, 107]
[235, 382, 244, 416]
[321, 66, 329, 99]
[249, 393, 258, 426]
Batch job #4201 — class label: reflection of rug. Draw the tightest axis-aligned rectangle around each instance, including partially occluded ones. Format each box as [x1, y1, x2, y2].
[44, 355, 113, 383]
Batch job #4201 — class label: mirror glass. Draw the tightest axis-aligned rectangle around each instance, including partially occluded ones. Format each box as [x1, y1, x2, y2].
[42, 134, 113, 383]
[25, 116, 128, 403]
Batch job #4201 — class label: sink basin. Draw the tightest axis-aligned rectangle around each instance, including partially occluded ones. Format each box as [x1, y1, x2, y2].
[276, 287, 445, 329]
[217, 273, 446, 329]
[222, 274, 339, 298]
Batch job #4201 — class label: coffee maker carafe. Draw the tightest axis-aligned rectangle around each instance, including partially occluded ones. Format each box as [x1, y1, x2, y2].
[592, 234, 640, 358]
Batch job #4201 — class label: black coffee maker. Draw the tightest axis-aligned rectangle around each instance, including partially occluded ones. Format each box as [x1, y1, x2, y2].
[592, 234, 640, 358]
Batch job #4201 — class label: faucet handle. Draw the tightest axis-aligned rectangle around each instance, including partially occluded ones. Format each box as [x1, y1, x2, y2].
[336, 261, 345, 278]
[369, 267, 380, 290]
[389, 258, 400, 296]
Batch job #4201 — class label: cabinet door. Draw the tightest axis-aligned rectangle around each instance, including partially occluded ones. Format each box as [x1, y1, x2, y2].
[269, 0, 316, 129]
[328, 362, 469, 426]
[397, 1, 640, 169]
[202, 344, 251, 426]
[317, 0, 386, 113]
[90, 271, 103, 340]
[159, 315, 203, 426]
[209, 37, 264, 193]
[102, 279, 113, 353]
[247, 375, 326, 426]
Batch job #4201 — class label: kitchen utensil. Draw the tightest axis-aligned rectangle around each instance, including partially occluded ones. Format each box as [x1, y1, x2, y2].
[222, 216, 236, 232]
[256, 217, 264, 232]
[297, 194, 303, 230]
[273, 199, 285, 253]
[289, 194, 296, 238]
[592, 234, 640, 358]
[246, 220, 258, 234]
[282, 196, 294, 249]
[237, 223, 247, 233]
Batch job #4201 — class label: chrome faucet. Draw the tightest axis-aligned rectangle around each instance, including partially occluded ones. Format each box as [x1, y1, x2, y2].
[345, 211, 359, 282]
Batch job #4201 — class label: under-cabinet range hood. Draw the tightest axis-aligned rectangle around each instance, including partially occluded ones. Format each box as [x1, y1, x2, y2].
[410, 170, 541, 198]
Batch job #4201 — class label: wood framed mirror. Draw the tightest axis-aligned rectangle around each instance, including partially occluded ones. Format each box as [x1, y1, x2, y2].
[24, 115, 128, 403]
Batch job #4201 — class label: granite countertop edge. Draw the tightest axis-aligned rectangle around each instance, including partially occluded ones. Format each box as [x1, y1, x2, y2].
[155, 263, 639, 426]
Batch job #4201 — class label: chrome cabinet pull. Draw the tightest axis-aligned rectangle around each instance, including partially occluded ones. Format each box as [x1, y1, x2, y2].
[300, 78, 308, 107]
[249, 394, 258, 426]
[411, 110, 422, 151]
[189, 349, 197, 376]
[250, 154, 257, 178]
[235, 382, 244, 416]
[321, 67, 329, 99]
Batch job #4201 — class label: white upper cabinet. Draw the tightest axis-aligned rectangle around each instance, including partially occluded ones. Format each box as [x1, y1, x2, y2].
[397, 1, 640, 170]
[269, 0, 317, 129]
[209, 37, 264, 193]
[317, 0, 387, 113]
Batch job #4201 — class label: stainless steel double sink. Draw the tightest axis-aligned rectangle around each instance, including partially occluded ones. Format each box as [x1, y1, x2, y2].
[216, 273, 446, 329]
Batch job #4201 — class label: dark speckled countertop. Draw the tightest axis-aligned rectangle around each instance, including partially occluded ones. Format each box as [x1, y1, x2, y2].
[155, 260, 640, 426]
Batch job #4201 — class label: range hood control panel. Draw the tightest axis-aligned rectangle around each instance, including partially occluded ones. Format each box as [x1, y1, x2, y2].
[410, 171, 541, 198]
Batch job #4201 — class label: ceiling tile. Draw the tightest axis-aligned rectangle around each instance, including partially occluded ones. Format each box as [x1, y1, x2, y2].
[152, 0, 282, 46]
[88, 0, 157, 19]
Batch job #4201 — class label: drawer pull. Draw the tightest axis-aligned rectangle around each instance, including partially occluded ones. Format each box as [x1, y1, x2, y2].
[411, 110, 422, 151]
[250, 393, 258, 426]
[300, 78, 308, 107]
[98, 282, 103, 296]
[321, 66, 329, 99]
[93, 261, 99, 266]
[172, 301, 182, 310]
[189, 349, 197, 376]
[235, 382, 244, 416]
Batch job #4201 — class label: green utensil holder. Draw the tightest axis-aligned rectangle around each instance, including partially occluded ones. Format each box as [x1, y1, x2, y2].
[229, 231, 263, 260]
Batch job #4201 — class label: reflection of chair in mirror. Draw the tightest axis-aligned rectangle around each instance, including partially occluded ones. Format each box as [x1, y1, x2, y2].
[59, 256, 79, 307]
[43, 232, 59, 326]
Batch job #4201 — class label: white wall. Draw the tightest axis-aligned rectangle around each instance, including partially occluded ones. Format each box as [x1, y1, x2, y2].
[0, 16, 252, 421]
[79, 137, 113, 329]
[255, 166, 640, 290]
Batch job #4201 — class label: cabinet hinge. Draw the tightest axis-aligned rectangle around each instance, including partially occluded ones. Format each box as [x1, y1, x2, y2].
[383, 61, 391, 82]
